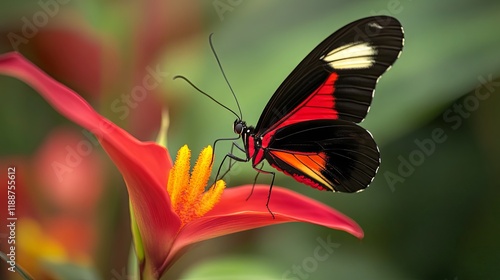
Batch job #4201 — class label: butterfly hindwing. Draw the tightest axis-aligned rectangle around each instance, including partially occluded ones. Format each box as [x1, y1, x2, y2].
[255, 16, 404, 135]
[265, 119, 380, 193]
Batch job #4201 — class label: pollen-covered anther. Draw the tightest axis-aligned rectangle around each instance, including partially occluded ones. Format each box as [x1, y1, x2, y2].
[167, 145, 226, 226]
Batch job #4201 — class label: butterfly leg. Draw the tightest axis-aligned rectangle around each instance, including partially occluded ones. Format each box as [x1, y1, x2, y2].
[215, 141, 247, 181]
[251, 164, 276, 219]
[245, 162, 264, 201]
[224, 141, 246, 176]
[212, 136, 240, 165]
[213, 144, 249, 188]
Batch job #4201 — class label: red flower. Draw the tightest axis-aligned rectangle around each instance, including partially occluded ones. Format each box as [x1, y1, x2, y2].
[0, 52, 363, 279]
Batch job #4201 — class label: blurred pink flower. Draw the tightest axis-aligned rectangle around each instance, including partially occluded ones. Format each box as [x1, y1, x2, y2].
[34, 127, 105, 212]
[31, 27, 119, 98]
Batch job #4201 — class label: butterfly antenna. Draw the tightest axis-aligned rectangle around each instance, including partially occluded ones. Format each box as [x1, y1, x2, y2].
[209, 33, 243, 120]
[173, 75, 240, 120]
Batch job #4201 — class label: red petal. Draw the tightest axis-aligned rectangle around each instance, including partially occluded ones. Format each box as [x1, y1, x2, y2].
[0, 52, 180, 273]
[165, 185, 363, 268]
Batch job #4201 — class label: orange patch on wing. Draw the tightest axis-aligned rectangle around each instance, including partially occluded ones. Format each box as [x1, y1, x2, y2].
[270, 150, 333, 190]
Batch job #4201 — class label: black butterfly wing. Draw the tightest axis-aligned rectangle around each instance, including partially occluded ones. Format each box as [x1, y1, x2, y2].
[265, 119, 379, 192]
[254, 16, 404, 136]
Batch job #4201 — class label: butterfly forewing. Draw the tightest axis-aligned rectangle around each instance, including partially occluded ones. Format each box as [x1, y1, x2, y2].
[255, 16, 404, 134]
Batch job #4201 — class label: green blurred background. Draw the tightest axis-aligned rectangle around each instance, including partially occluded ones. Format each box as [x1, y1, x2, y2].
[1, 0, 499, 279]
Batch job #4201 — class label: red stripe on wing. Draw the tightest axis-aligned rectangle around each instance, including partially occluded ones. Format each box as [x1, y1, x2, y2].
[274, 72, 339, 132]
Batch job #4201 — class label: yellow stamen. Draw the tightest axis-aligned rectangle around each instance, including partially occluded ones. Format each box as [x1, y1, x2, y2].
[167, 145, 191, 213]
[196, 180, 226, 217]
[167, 145, 226, 226]
[184, 146, 212, 208]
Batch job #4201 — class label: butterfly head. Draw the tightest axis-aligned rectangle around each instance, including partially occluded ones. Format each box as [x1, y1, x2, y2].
[233, 119, 255, 137]
[233, 119, 246, 135]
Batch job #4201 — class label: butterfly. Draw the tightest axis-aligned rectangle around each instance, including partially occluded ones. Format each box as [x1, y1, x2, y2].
[220, 16, 404, 205]
[179, 16, 404, 215]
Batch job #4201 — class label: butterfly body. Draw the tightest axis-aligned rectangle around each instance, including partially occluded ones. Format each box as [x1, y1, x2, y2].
[230, 16, 404, 194]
